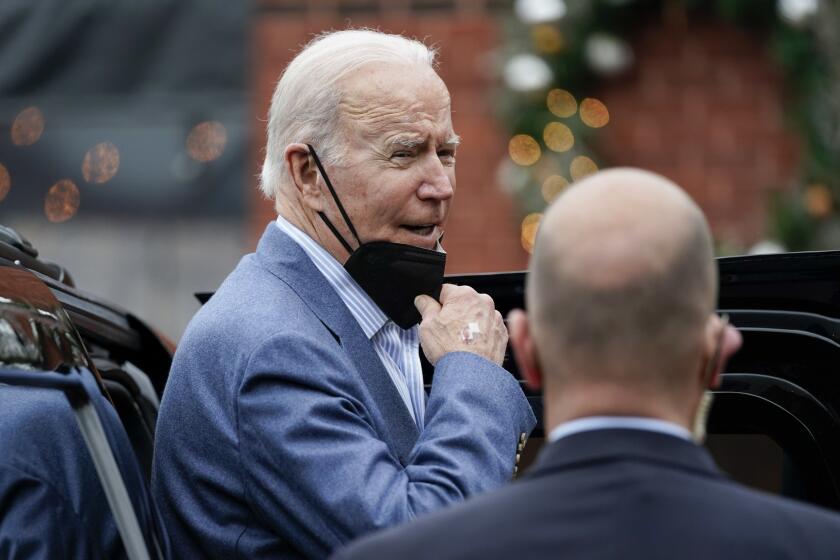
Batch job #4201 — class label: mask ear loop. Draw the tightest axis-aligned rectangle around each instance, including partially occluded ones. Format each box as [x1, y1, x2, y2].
[306, 144, 363, 253]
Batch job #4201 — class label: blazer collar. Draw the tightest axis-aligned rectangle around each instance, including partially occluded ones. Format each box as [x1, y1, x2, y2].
[527, 428, 722, 482]
[254, 222, 420, 461]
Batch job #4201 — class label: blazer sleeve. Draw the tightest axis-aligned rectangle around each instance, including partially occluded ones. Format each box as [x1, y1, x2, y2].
[236, 333, 535, 558]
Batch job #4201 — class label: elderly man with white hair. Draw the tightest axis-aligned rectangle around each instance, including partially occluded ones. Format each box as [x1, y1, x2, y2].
[152, 29, 535, 559]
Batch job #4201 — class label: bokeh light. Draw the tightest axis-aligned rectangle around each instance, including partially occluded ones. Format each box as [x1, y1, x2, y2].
[543, 122, 575, 152]
[504, 55, 553, 92]
[0, 164, 10, 202]
[570, 155, 599, 181]
[805, 183, 832, 218]
[11, 107, 45, 146]
[547, 89, 577, 118]
[580, 98, 610, 128]
[521, 212, 543, 254]
[542, 175, 568, 203]
[82, 142, 120, 184]
[531, 24, 564, 54]
[44, 180, 80, 223]
[515, 0, 567, 24]
[186, 121, 227, 162]
[508, 134, 542, 166]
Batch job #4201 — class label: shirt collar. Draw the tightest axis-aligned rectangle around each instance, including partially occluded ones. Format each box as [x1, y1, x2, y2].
[548, 416, 693, 443]
[274, 215, 388, 339]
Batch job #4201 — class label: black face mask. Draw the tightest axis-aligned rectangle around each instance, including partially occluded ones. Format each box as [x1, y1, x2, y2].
[307, 145, 446, 329]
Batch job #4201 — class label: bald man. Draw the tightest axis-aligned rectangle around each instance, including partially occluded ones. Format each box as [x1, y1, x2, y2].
[333, 168, 840, 560]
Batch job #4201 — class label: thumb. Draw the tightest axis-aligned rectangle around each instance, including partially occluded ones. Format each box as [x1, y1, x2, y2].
[414, 294, 441, 321]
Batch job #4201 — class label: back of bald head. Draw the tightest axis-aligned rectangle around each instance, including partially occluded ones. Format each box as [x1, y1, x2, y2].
[528, 168, 716, 394]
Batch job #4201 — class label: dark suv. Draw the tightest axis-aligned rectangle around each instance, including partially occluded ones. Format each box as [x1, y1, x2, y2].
[1, 225, 839, 557]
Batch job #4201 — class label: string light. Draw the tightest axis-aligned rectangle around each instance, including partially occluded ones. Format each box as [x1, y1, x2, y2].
[521, 212, 543, 254]
[580, 98, 610, 128]
[82, 142, 120, 184]
[0, 164, 9, 202]
[44, 180, 80, 223]
[11, 107, 45, 147]
[570, 156, 599, 181]
[531, 25, 564, 54]
[508, 134, 542, 166]
[547, 89, 577, 118]
[543, 122, 575, 152]
[805, 183, 832, 218]
[187, 121, 227, 162]
[542, 175, 568, 203]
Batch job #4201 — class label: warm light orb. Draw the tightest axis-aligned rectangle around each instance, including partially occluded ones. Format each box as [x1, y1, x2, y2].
[82, 142, 120, 184]
[11, 107, 45, 146]
[521, 212, 543, 254]
[570, 156, 599, 181]
[531, 24, 564, 54]
[187, 121, 227, 162]
[44, 180, 80, 223]
[547, 89, 577, 118]
[0, 164, 10, 202]
[542, 175, 568, 203]
[805, 183, 832, 218]
[543, 122, 574, 152]
[579, 98, 610, 128]
[508, 134, 541, 166]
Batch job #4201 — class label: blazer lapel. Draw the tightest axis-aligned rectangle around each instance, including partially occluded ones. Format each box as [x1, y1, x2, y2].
[254, 223, 420, 462]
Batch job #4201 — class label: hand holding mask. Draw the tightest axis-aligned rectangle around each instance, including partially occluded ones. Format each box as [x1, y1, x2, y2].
[414, 284, 508, 366]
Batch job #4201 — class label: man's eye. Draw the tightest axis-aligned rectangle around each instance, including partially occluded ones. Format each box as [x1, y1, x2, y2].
[438, 150, 456, 162]
[392, 151, 413, 159]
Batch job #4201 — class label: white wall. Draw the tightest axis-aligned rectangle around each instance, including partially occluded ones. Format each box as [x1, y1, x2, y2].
[6, 216, 245, 343]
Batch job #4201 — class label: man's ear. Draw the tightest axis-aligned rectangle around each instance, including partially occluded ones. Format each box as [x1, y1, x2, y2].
[284, 143, 324, 212]
[701, 314, 743, 389]
[507, 309, 543, 391]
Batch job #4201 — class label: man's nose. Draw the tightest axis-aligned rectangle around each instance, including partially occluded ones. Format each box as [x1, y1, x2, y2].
[417, 156, 454, 201]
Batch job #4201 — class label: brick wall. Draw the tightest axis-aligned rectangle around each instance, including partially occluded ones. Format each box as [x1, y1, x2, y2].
[594, 20, 800, 248]
[250, 3, 800, 274]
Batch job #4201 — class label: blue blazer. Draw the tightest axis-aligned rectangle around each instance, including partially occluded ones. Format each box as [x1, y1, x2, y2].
[0, 373, 169, 559]
[152, 223, 536, 559]
[333, 428, 840, 560]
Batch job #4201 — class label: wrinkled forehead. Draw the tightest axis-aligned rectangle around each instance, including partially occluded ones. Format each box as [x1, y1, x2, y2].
[337, 63, 455, 142]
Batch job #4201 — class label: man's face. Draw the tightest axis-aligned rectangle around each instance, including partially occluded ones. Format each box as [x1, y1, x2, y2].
[321, 63, 457, 252]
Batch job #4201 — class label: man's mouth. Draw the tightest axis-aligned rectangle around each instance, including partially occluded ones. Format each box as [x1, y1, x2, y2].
[401, 224, 437, 237]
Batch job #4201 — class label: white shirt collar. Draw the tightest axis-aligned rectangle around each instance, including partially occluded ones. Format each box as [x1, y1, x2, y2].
[548, 416, 693, 443]
[274, 215, 388, 338]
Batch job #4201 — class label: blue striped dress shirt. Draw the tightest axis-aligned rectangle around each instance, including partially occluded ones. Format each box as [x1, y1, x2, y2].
[274, 216, 426, 428]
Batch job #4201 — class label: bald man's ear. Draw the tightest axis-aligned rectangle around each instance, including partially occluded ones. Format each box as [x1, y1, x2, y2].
[285, 143, 325, 212]
[701, 314, 743, 390]
[507, 309, 543, 391]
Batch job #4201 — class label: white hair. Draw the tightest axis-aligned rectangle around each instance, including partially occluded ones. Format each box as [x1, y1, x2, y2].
[259, 29, 438, 201]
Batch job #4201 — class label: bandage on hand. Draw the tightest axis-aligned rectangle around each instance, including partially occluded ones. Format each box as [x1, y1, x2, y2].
[459, 322, 481, 344]
[414, 284, 508, 366]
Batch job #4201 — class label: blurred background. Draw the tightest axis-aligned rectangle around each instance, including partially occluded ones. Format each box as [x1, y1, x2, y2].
[0, 0, 837, 341]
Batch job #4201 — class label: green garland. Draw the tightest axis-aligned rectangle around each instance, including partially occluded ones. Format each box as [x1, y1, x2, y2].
[500, 0, 840, 252]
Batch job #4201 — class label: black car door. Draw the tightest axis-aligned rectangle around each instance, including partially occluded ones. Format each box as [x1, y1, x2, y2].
[441, 250, 840, 512]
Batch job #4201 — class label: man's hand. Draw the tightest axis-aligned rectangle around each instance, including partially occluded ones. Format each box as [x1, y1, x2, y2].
[414, 284, 508, 366]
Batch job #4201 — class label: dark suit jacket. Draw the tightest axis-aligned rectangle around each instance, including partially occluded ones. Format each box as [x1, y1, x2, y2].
[152, 223, 536, 559]
[334, 428, 840, 560]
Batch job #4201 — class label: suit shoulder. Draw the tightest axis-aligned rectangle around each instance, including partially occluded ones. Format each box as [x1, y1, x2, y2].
[725, 479, 840, 530]
[178, 254, 327, 354]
